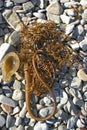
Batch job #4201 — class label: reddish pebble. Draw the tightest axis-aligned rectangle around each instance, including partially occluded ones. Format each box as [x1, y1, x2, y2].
[1, 104, 12, 114]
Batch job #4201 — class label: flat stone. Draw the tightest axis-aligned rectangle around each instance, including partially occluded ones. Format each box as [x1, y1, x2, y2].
[67, 116, 78, 129]
[12, 90, 24, 101]
[46, 1, 63, 15]
[6, 115, 15, 128]
[33, 12, 46, 19]
[70, 77, 82, 89]
[12, 0, 28, 4]
[2, 86, 12, 97]
[47, 13, 60, 24]
[60, 14, 71, 24]
[58, 124, 67, 130]
[77, 69, 87, 81]
[12, 106, 20, 115]
[19, 102, 27, 118]
[77, 25, 84, 35]
[23, 1, 34, 12]
[34, 122, 49, 130]
[79, 38, 87, 51]
[70, 42, 79, 50]
[65, 24, 74, 35]
[15, 117, 22, 126]
[0, 95, 17, 107]
[46, 117, 55, 124]
[82, 10, 87, 21]
[83, 84, 87, 92]
[3, 10, 23, 31]
[0, 115, 5, 127]
[1, 104, 12, 114]
[0, 43, 15, 61]
[9, 31, 19, 45]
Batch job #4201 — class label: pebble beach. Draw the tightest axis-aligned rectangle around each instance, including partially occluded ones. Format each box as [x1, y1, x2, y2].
[0, 0, 87, 130]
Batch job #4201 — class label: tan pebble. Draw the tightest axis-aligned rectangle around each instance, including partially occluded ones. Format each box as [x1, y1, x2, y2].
[1, 104, 12, 114]
[77, 69, 87, 81]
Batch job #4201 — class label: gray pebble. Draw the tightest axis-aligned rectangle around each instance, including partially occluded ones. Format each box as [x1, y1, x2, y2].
[65, 24, 74, 35]
[0, 0, 3, 8]
[6, 115, 15, 128]
[9, 31, 19, 45]
[79, 38, 87, 51]
[46, 117, 55, 124]
[1, 126, 7, 130]
[12, 89, 24, 101]
[76, 119, 85, 128]
[83, 91, 87, 101]
[19, 100, 24, 108]
[9, 126, 17, 130]
[0, 43, 15, 62]
[43, 97, 51, 105]
[65, 9, 76, 16]
[47, 13, 61, 24]
[67, 116, 78, 129]
[12, 0, 28, 4]
[39, 107, 49, 117]
[59, 78, 69, 88]
[33, 12, 46, 19]
[83, 84, 87, 92]
[0, 28, 4, 36]
[19, 102, 27, 118]
[69, 67, 77, 77]
[0, 13, 3, 24]
[12, 106, 20, 115]
[70, 77, 82, 89]
[15, 117, 22, 126]
[2, 86, 12, 97]
[58, 124, 67, 130]
[0, 94, 17, 107]
[16, 125, 24, 130]
[4, 1, 13, 8]
[60, 89, 68, 105]
[85, 102, 87, 111]
[23, 1, 34, 12]
[34, 122, 49, 130]
[0, 115, 5, 127]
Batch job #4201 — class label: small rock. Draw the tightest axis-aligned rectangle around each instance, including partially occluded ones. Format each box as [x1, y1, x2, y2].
[67, 116, 78, 129]
[64, 1, 80, 8]
[1, 104, 12, 114]
[2, 86, 12, 97]
[83, 84, 87, 92]
[0, 13, 3, 24]
[65, 24, 74, 35]
[29, 118, 36, 127]
[12, 0, 28, 4]
[13, 6, 22, 12]
[12, 106, 20, 115]
[0, 94, 17, 107]
[70, 77, 82, 89]
[60, 89, 68, 105]
[34, 122, 49, 130]
[13, 80, 22, 90]
[12, 89, 24, 101]
[46, 117, 55, 124]
[77, 25, 84, 35]
[39, 107, 49, 117]
[65, 9, 76, 16]
[76, 119, 85, 128]
[39, 0, 47, 9]
[60, 0, 69, 3]
[16, 125, 24, 130]
[60, 14, 71, 24]
[80, 0, 87, 6]
[19, 100, 24, 108]
[58, 124, 67, 130]
[77, 69, 87, 81]
[6, 115, 15, 128]
[73, 97, 84, 107]
[47, 13, 60, 24]
[0, 43, 15, 61]
[83, 91, 87, 101]
[15, 117, 22, 126]
[4, 1, 13, 8]
[9, 126, 17, 130]
[46, 1, 63, 15]
[0, 0, 3, 8]
[43, 97, 51, 105]
[0, 115, 5, 127]
[85, 102, 87, 111]
[9, 31, 19, 45]
[79, 38, 87, 51]
[33, 12, 46, 19]
[19, 102, 27, 118]
[59, 79, 69, 88]
[23, 1, 34, 12]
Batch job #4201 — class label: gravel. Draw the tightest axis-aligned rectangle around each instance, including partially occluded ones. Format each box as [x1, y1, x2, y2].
[0, 0, 87, 130]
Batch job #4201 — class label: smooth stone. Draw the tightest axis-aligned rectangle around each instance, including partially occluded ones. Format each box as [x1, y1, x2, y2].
[58, 124, 67, 130]
[0, 0, 3, 7]
[23, 117, 29, 124]
[0, 115, 5, 127]
[80, 0, 87, 6]
[47, 13, 61, 24]
[46, 1, 63, 15]
[2, 86, 12, 97]
[43, 97, 51, 105]
[67, 116, 78, 129]
[19, 102, 27, 118]
[12, 106, 20, 115]
[65, 9, 76, 16]
[12, 0, 28, 4]
[16, 125, 24, 130]
[77, 69, 87, 81]
[9, 31, 19, 45]
[15, 117, 22, 126]
[13, 6, 22, 12]
[6, 115, 15, 128]
[19, 100, 24, 108]
[60, 14, 71, 24]
[77, 36, 84, 42]
[23, 1, 34, 12]
[1, 104, 12, 114]
[79, 38, 87, 51]
[83, 84, 87, 92]
[60, 89, 68, 105]
[76, 119, 85, 128]
[73, 97, 84, 107]
[0, 95, 17, 107]
[34, 122, 49, 130]
[0, 13, 3, 24]
[77, 25, 84, 35]
[9, 126, 17, 130]
[0, 43, 15, 61]
[64, 1, 80, 8]
[67, 100, 79, 115]
[29, 119, 36, 127]
[13, 80, 22, 90]
[83, 91, 87, 101]
[69, 88, 82, 99]
[60, 0, 69, 3]
[69, 67, 77, 77]
[59, 78, 69, 88]
[33, 12, 46, 19]
[39, 0, 47, 9]
[46, 117, 55, 124]
[39, 107, 51, 117]
[70, 77, 82, 89]
[65, 24, 74, 35]
[4, 1, 14, 8]
[12, 90, 24, 101]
